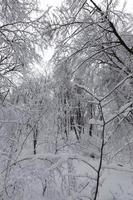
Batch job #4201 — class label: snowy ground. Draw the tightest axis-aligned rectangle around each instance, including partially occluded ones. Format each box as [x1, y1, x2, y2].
[99, 164, 133, 200]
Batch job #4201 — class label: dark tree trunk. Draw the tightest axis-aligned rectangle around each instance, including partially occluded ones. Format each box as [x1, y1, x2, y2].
[89, 104, 93, 136]
[33, 124, 38, 155]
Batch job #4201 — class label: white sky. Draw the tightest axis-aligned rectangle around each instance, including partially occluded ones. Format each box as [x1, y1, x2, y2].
[116, 0, 133, 13]
[39, 0, 62, 8]
[41, 0, 133, 59]
[40, 0, 133, 13]
[36, 0, 133, 75]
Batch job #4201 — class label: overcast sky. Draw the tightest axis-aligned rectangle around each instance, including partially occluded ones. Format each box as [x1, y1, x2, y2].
[37, 0, 133, 74]
[40, 0, 133, 13]
[40, 0, 133, 60]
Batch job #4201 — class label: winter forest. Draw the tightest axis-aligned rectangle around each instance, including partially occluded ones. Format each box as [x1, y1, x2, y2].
[1, 0, 133, 199]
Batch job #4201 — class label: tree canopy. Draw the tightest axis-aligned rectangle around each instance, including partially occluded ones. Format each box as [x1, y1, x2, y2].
[0, 0, 133, 200]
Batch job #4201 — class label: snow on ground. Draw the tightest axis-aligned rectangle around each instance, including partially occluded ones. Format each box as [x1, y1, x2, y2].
[22, 159, 133, 200]
[99, 165, 133, 200]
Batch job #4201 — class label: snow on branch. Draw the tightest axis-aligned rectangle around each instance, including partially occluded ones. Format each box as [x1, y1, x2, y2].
[101, 73, 133, 102]
[88, 118, 104, 126]
[75, 83, 100, 102]
[110, 139, 133, 160]
[105, 101, 133, 124]
[0, 153, 98, 176]
[0, 120, 20, 124]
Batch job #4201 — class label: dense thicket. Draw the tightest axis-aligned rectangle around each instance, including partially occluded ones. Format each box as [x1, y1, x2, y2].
[0, 0, 133, 200]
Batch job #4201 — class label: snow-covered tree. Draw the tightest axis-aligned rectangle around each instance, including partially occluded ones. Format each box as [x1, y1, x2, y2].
[44, 0, 133, 199]
[1, 0, 133, 200]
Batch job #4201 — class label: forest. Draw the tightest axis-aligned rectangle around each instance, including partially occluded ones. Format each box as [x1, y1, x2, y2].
[0, 0, 133, 199]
